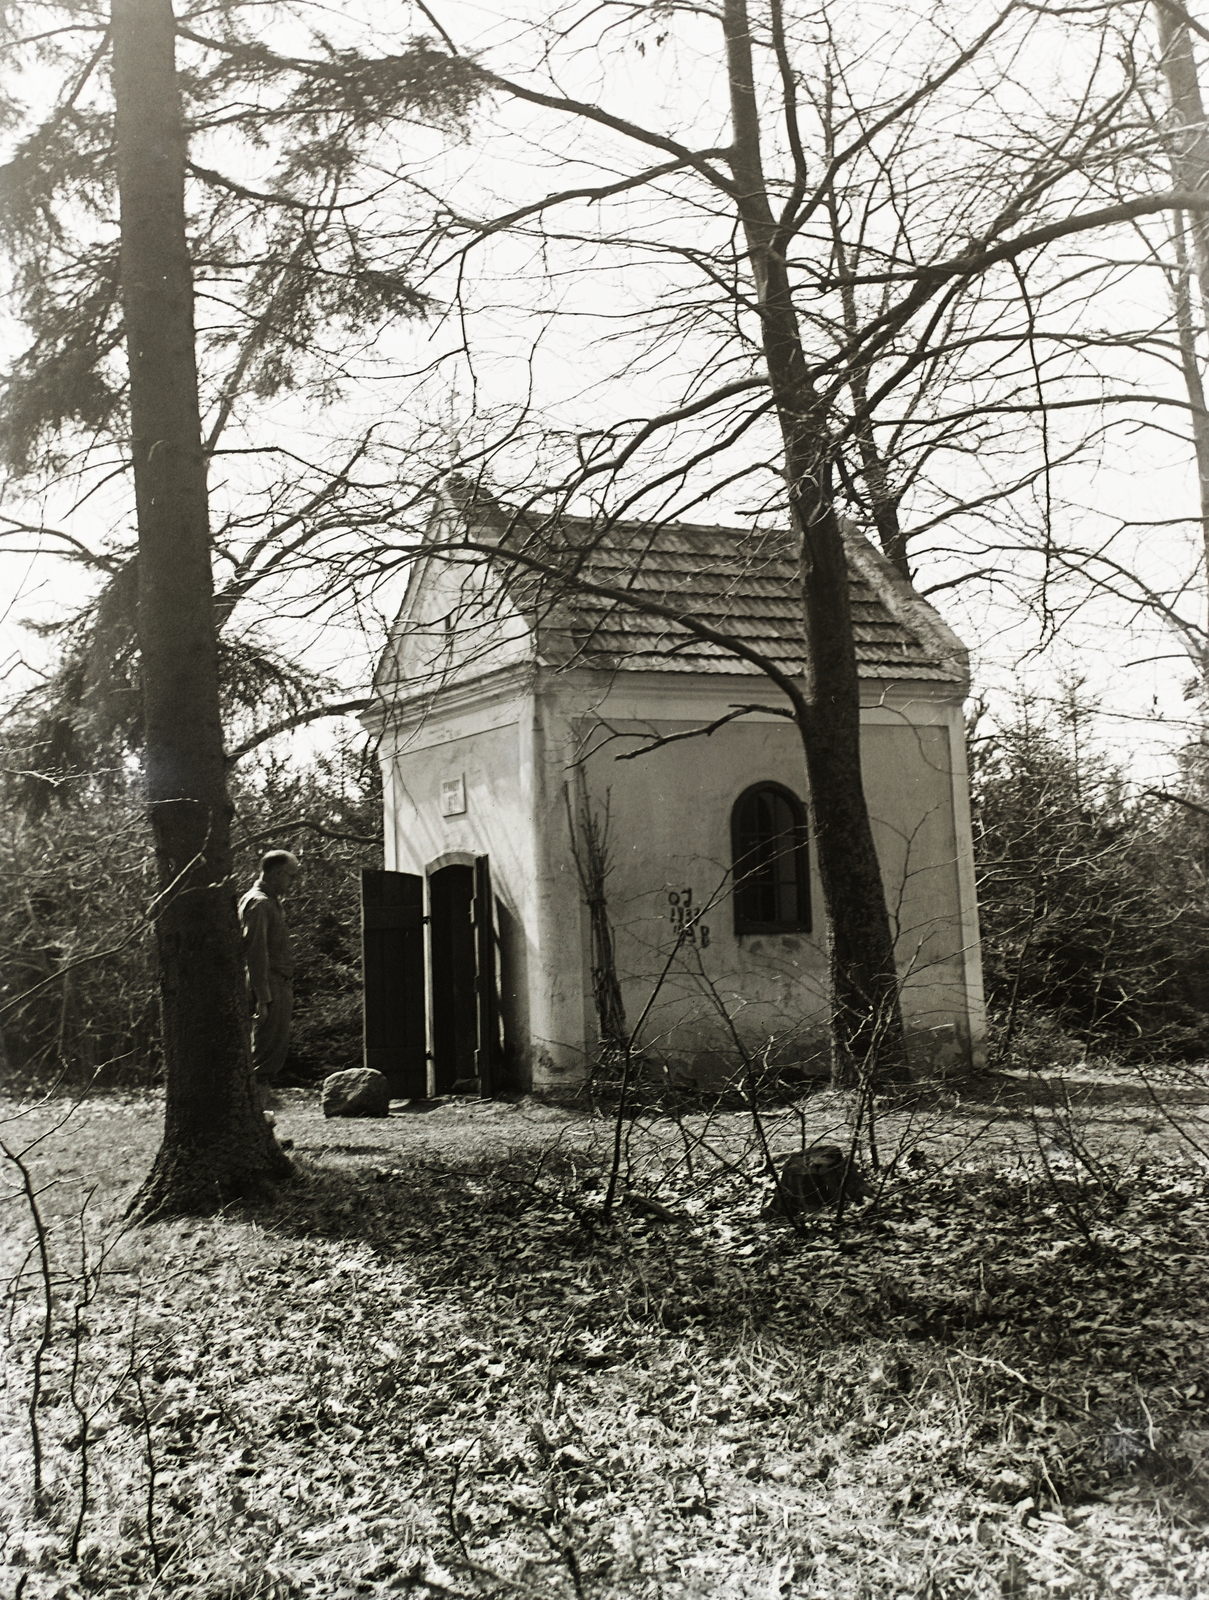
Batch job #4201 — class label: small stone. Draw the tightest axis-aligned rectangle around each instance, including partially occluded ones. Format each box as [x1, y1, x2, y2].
[988, 1468, 1031, 1501]
[322, 1068, 391, 1118]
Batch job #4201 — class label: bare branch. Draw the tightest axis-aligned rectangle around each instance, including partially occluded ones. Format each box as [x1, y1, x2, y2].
[1143, 787, 1209, 818]
[0, 519, 121, 572]
[474, 67, 737, 196]
[225, 698, 372, 764]
[235, 816, 379, 848]
[612, 702, 797, 760]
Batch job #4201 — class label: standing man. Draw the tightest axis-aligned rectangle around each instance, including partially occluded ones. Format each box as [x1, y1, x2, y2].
[239, 849, 301, 1105]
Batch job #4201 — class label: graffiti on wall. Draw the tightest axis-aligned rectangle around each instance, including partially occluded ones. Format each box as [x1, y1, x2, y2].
[667, 887, 710, 948]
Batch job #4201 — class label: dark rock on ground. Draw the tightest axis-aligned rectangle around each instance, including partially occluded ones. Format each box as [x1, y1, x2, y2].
[763, 1144, 874, 1215]
[322, 1068, 391, 1119]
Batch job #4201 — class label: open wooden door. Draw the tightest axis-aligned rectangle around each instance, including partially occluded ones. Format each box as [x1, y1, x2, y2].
[428, 864, 475, 1092]
[473, 855, 502, 1094]
[361, 868, 427, 1098]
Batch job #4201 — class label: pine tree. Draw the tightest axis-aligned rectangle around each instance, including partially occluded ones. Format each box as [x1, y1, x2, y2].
[111, 0, 286, 1214]
[0, 0, 476, 1212]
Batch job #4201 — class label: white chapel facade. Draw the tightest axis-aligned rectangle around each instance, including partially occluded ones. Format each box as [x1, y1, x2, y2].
[361, 488, 986, 1097]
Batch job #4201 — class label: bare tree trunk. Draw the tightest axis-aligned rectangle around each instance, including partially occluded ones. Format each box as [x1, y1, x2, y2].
[1157, 3, 1209, 296]
[722, 0, 908, 1086]
[1156, 3, 1209, 640]
[1172, 214, 1209, 637]
[822, 99, 909, 580]
[113, 0, 289, 1216]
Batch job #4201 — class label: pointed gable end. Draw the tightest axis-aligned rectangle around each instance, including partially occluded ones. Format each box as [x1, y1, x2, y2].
[374, 483, 970, 708]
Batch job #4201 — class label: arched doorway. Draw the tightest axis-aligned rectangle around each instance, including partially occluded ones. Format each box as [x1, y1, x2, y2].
[428, 863, 479, 1092]
[361, 857, 501, 1099]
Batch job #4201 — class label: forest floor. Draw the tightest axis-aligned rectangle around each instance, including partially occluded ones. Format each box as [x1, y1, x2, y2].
[2, 1062, 1209, 1599]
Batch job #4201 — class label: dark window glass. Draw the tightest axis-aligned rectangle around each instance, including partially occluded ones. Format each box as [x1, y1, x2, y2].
[732, 784, 810, 933]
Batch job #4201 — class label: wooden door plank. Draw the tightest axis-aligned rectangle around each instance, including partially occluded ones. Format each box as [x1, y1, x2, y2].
[361, 868, 427, 1098]
[473, 855, 502, 1095]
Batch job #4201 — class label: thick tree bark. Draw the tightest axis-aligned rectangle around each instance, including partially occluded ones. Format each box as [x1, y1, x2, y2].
[113, 0, 290, 1215]
[722, 0, 908, 1086]
[824, 173, 909, 579]
[1172, 214, 1209, 643]
[1156, 3, 1209, 642]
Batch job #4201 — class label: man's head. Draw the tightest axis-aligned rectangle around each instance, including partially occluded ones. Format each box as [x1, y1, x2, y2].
[259, 849, 301, 897]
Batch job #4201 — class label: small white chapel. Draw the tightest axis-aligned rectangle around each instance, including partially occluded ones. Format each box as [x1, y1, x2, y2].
[359, 483, 985, 1098]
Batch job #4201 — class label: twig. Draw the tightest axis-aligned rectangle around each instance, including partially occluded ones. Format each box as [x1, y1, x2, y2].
[1142, 786, 1209, 820]
[546, 1524, 588, 1600]
[236, 816, 380, 849]
[67, 1300, 91, 1561]
[1001, 1523, 1081, 1574]
[0, 929, 149, 1020]
[131, 1360, 163, 1574]
[1137, 1069, 1209, 1163]
[952, 1351, 1089, 1419]
[612, 703, 795, 760]
[67, 1186, 102, 1564]
[225, 698, 371, 763]
[2, 1142, 55, 1510]
[1, 843, 212, 1022]
[447, 1449, 466, 1541]
[602, 896, 695, 1216]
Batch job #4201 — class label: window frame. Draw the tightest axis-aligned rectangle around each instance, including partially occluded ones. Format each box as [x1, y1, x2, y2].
[730, 781, 812, 935]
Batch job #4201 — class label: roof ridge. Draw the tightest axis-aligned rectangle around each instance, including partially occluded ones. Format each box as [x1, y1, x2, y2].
[387, 489, 970, 692]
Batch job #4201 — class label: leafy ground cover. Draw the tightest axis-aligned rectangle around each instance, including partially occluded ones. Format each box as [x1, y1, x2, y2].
[3, 1073, 1209, 1599]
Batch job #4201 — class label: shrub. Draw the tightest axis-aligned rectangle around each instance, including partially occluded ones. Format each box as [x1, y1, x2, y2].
[971, 694, 1209, 1058]
[0, 737, 381, 1089]
[0, 787, 162, 1085]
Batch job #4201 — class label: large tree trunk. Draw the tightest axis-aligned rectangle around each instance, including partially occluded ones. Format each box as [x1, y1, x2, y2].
[113, 0, 290, 1215]
[722, 0, 908, 1086]
[823, 174, 909, 579]
[1156, 2, 1209, 644]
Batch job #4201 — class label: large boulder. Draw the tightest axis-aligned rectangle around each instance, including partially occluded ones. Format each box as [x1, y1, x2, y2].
[322, 1068, 391, 1119]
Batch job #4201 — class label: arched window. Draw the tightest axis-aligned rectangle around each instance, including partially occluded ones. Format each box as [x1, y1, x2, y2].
[731, 783, 811, 934]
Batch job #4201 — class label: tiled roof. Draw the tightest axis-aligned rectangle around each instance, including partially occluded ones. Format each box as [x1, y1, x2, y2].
[492, 513, 967, 685]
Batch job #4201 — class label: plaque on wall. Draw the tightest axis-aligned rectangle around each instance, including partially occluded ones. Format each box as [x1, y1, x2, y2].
[440, 775, 467, 816]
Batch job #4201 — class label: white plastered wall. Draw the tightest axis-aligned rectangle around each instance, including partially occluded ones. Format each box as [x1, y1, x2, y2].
[551, 670, 985, 1080]
[374, 667, 592, 1092]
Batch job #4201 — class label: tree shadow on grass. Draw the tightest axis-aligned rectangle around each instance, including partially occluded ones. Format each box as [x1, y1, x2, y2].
[249, 1142, 841, 1342]
[911, 1066, 1209, 1114]
[259, 1145, 615, 1262]
[238, 1132, 1209, 1520]
[291, 1140, 395, 1156]
[245, 1140, 1072, 1350]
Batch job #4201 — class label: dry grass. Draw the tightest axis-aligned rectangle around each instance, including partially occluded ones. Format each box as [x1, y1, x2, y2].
[2, 1075, 1209, 1599]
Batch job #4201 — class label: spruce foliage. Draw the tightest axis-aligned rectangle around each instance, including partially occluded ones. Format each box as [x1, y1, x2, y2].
[972, 693, 1209, 1057]
[0, 737, 381, 1088]
[1, 1, 477, 476]
[1, 1, 481, 789]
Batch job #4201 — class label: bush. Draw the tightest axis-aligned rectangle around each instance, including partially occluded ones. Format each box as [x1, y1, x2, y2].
[0, 737, 381, 1089]
[0, 788, 162, 1086]
[971, 694, 1209, 1058]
